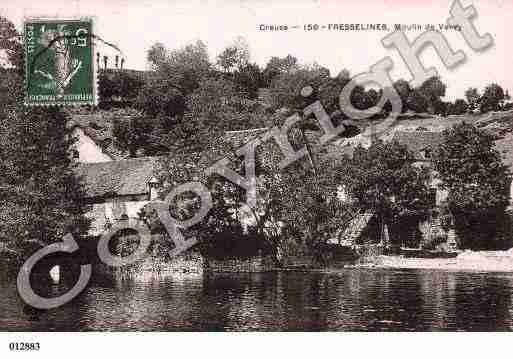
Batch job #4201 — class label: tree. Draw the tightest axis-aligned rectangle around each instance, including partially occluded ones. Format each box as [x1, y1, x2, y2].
[146, 42, 167, 70]
[465, 87, 481, 112]
[135, 77, 187, 120]
[0, 17, 90, 258]
[137, 40, 212, 119]
[504, 90, 513, 111]
[162, 40, 211, 94]
[418, 76, 446, 114]
[154, 114, 352, 263]
[480, 83, 505, 113]
[339, 140, 432, 246]
[447, 98, 468, 115]
[268, 62, 330, 110]
[262, 55, 298, 86]
[406, 89, 429, 113]
[393, 79, 411, 113]
[0, 16, 23, 73]
[162, 77, 270, 154]
[433, 122, 511, 249]
[318, 75, 351, 115]
[113, 116, 166, 157]
[98, 70, 144, 108]
[216, 36, 250, 73]
[276, 158, 352, 259]
[317, 72, 381, 122]
[233, 62, 264, 99]
[0, 108, 91, 255]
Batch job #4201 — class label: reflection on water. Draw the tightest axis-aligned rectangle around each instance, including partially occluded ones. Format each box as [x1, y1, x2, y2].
[2, 269, 513, 331]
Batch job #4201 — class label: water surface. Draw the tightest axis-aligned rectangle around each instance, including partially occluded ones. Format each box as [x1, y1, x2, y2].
[2, 269, 513, 331]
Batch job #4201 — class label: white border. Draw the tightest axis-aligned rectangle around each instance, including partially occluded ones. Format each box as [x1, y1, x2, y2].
[0, 332, 510, 359]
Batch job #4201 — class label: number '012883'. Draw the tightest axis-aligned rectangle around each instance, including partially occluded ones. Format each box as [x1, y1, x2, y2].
[9, 342, 40, 351]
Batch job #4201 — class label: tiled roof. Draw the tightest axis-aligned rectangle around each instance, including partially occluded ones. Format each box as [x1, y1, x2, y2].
[222, 127, 355, 167]
[73, 126, 354, 200]
[328, 212, 374, 246]
[74, 156, 160, 198]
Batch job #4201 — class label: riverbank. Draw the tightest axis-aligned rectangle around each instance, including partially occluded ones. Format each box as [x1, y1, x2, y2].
[351, 250, 513, 272]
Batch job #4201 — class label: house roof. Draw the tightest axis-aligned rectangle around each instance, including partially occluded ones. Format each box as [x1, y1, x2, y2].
[327, 211, 374, 246]
[392, 131, 445, 157]
[72, 125, 354, 200]
[74, 156, 160, 198]
[222, 127, 355, 168]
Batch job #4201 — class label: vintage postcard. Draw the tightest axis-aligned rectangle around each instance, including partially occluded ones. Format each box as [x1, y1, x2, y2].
[0, 0, 512, 356]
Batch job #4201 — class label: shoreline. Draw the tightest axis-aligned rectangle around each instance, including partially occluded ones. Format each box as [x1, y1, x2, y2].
[346, 251, 513, 272]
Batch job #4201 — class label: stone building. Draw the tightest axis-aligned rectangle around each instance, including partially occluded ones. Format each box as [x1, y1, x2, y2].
[74, 157, 160, 236]
[392, 130, 457, 249]
[68, 115, 160, 237]
[330, 130, 457, 250]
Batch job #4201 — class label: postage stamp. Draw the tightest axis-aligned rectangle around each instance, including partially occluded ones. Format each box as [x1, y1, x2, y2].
[24, 18, 97, 106]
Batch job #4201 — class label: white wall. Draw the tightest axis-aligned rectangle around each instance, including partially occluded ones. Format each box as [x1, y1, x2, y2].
[72, 127, 112, 163]
[86, 200, 150, 236]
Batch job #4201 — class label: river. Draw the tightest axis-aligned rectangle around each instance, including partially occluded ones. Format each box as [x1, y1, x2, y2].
[1, 269, 513, 331]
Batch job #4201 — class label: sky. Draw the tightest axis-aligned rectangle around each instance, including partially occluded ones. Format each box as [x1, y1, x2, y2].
[2, 0, 512, 99]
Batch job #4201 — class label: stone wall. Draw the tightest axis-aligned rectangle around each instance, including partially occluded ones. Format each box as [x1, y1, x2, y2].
[94, 252, 205, 279]
[204, 255, 276, 273]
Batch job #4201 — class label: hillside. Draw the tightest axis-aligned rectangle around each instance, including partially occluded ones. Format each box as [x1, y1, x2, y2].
[337, 110, 513, 170]
[67, 104, 513, 172]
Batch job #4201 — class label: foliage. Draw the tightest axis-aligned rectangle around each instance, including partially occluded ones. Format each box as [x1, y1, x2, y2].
[137, 40, 212, 118]
[143, 148, 270, 260]
[465, 87, 481, 112]
[418, 76, 446, 114]
[112, 116, 167, 157]
[446, 98, 468, 115]
[151, 119, 353, 261]
[0, 107, 91, 253]
[146, 42, 167, 70]
[434, 123, 511, 211]
[339, 140, 432, 245]
[393, 79, 412, 113]
[262, 55, 298, 86]
[401, 77, 447, 114]
[0, 16, 23, 73]
[433, 122, 511, 249]
[216, 36, 250, 73]
[406, 89, 429, 113]
[318, 76, 351, 114]
[480, 83, 505, 113]
[98, 70, 144, 107]
[135, 77, 187, 120]
[276, 158, 353, 252]
[162, 77, 270, 154]
[268, 62, 330, 110]
[233, 62, 264, 99]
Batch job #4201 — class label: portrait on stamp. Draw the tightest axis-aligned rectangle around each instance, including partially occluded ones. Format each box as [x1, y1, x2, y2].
[24, 19, 95, 106]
